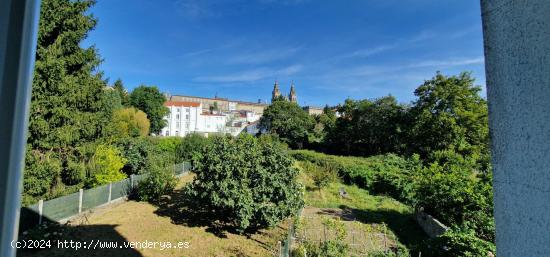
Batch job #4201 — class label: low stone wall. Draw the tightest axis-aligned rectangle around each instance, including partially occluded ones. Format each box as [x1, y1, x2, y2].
[415, 208, 449, 238]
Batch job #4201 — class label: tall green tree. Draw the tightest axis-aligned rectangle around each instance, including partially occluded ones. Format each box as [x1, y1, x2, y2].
[325, 97, 408, 156]
[24, 0, 116, 203]
[408, 72, 489, 161]
[113, 78, 129, 106]
[29, 0, 108, 150]
[259, 100, 315, 149]
[129, 85, 169, 135]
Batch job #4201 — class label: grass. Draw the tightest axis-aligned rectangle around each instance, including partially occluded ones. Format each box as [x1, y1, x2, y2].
[19, 175, 289, 257]
[296, 161, 427, 254]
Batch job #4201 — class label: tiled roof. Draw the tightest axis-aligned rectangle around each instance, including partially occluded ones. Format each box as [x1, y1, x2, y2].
[164, 101, 201, 107]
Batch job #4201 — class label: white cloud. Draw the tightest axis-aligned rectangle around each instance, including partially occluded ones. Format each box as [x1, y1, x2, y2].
[174, 0, 216, 20]
[408, 57, 485, 68]
[344, 45, 396, 58]
[339, 30, 436, 61]
[194, 64, 303, 82]
[226, 47, 300, 65]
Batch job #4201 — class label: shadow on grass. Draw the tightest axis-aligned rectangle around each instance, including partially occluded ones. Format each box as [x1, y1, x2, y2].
[17, 208, 142, 257]
[151, 187, 244, 239]
[335, 204, 428, 252]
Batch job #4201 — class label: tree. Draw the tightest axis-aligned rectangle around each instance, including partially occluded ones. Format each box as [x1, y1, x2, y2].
[108, 107, 150, 138]
[259, 100, 315, 148]
[176, 133, 211, 162]
[408, 72, 489, 162]
[28, 0, 108, 150]
[24, 0, 114, 202]
[113, 78, 129, 106]
[89, 145, 127, 186]
[209, 101, 219, 113]
[183, 135, 304, 233]
[352, 96, 408, 155]
[324, 96, 408, 156]
[129, 85, 169, 135]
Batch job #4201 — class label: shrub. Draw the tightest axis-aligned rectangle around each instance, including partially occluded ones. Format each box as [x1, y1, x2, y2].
[136, 151, 177, 202]
[23, 150, 63, 205]
[300, 161, 337, 191]
[415, 163, 493, 237]
[154, 136, 182, 154]
[290, 150, 420, 204]
[421, 227, 496, 257]
[107, 107, 150, 138]
[89, 145, 127, 186]
[176, 133, 210, 162]
[184, 134, 304, 232]
[115, 137, 155, 175]
[137, 165, 177, 201]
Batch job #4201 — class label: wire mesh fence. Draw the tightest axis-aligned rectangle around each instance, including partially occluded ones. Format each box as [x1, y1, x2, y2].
[19, 162, 191, 231]
[279, 212, 397, 257]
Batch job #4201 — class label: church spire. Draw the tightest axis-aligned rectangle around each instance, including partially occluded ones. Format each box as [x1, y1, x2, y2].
[271, 80, 281, 102]
[289, 81, 297, 103]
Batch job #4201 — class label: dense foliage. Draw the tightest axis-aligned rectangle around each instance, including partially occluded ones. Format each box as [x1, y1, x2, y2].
[408, 72, 489, 162]
[136, 149, 177, 202]
[129, 85, 169, 135]
[175, 133, 211, 162]
[23, 0, 118, 204]
[290, 150, 495, 254]
[22, 0, 177, 205]
[420, 227, 496, 257]
[325, 96, 408, 155]
[113, 79, 129, 106]
[107, 107, 150, 138]
[322, 72, 489, 167]
[259, 100, 315, 149]
[183, 135, 304, 233]
[88, 145, 127, 186]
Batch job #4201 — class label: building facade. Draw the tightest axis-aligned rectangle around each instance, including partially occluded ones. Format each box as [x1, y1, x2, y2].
[168, 95, 267, 115]
[161, 101, 202, 137]
[161, 100, 262, 137]
[302, 106, 323, 115]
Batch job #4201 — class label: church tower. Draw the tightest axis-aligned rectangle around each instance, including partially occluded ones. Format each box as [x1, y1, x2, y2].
[289, 82, 297, 103]
[272, 81, 281, 102]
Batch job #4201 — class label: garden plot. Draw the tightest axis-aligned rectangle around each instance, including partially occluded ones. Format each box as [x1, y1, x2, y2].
[293, 207, 398, 255]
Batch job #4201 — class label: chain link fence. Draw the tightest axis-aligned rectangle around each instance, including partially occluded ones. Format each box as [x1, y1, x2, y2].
[19, 162, 191, 231]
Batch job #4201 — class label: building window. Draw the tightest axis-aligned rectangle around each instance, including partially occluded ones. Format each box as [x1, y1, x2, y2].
[176, 114, 180, 120]
[185, 114, 189, 120]
[176, 122, 180, 129]
[177, 108, 180, 113]
[186, 108, 190, 113]
[186, 123, 190, 129]
[165, 131, 169, 136]
[175, 130, 179, 136]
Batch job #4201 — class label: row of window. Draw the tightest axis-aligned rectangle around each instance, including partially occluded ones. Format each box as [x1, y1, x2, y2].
[176, 108, 191, 113]
[175, 122, 190, 129]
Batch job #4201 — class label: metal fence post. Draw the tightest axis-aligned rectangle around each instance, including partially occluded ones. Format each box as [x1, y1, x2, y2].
[108, 183, 112, 203]
[130, 174, 135, 188]
[37, 200, 43, 225]
[78, 189, 83, 213]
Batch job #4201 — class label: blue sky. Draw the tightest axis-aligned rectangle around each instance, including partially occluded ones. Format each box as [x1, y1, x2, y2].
[84, 0, 486, 106]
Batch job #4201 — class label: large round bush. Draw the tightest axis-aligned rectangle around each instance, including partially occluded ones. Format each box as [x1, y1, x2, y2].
[184, 135, 304, 233]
